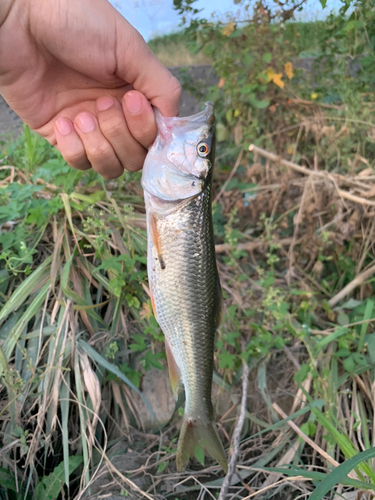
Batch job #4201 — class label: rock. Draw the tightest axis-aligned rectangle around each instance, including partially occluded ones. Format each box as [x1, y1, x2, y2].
[133, 366, 176, 430]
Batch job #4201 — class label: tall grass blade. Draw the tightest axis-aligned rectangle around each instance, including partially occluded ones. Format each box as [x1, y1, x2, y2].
[358, 299, 374, 351]
[74, 350, 90, 488]
[1, 282, 51, 373]
[60, 372, 70, 490]
[309, 447, 375, 500]
[0, 257, 52, 323]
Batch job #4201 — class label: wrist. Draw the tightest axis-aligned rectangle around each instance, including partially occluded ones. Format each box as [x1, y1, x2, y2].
[0, 0, 15, 27]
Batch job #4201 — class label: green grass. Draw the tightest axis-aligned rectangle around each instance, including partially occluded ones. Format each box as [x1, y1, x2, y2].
[148, 31, 211, 66]
[148, 21, 328, 67]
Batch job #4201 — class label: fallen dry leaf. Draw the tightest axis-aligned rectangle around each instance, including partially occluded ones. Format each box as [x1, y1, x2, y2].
[359, 185, 375, 198]
[218, 77, 226, 88]
[284, 62, 294, 79]
[222, 21, 235, 36]
[266, 68, 285, 88]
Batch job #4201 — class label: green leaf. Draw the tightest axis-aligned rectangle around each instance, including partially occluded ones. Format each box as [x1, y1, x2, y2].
[144, 350, 164, 370]
[294, 363, 310, 383]
[218, 351, 236, 370]
[0, 468, 17, 492]
[358, 299, 374, 351]
[263, 53, 272, 63]
[249, 96, 270, 109]
[34, 456, 83, 500]
[129, 334, 146, 352]
[343, 355, 355, 373]
[309, 447, 375, 500]
[343, 20, 364, 32]
[367, 333, 375, 364]
[194, 444, 205, 466]
[314, 327, 349, 354]
[157, 460, 169, 473]
[319, 0, 327, 7]
[337, 311, 349, 326]
[259, 465, 372, 490]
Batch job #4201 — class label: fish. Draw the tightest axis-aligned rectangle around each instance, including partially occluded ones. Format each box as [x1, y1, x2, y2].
[141, 102, 227, 472]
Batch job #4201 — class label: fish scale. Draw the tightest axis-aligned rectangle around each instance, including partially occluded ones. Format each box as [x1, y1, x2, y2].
[142, 102, 227, 472]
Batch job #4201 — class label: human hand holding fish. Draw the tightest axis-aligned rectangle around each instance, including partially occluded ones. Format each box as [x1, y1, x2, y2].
[0, 0, 181, 179]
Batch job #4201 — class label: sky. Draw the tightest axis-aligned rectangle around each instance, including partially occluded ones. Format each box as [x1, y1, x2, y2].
[109, 0, 343, 42]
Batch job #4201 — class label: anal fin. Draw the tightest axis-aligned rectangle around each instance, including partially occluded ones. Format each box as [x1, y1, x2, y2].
[165, 339, 183, 400]
[149, 286, 157, 320]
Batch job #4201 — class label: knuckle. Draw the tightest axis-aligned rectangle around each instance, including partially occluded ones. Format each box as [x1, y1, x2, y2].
[124, 155, 144, 172]
[63, 148, 87, 167]
[129, 122, 154, 145]
[89, 142, 112, 159]
[100, 119, 124, 140]
[169, 76, 182, 101]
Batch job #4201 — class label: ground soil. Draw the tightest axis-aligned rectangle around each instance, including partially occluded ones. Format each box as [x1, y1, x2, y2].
[0, 95, 23, 139]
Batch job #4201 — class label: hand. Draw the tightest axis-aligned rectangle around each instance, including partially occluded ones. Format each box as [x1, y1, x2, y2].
[0, 0, 181, 178]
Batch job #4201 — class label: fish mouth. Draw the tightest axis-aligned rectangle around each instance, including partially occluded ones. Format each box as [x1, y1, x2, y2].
[155, 102, 215, 127]
[181, 102, 215, 124]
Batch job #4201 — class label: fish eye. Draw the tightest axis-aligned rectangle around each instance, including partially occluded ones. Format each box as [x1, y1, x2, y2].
[197, 142, 210, 157]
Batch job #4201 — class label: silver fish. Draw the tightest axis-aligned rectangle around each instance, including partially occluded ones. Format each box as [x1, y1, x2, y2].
[141, 102, 227, 472]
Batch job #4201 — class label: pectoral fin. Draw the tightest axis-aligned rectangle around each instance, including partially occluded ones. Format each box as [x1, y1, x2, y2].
[149, 213, 166, 270]
[165, 339, 183, 400]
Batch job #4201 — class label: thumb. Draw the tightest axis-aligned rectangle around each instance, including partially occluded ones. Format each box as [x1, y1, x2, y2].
[115, 18, 181, 117]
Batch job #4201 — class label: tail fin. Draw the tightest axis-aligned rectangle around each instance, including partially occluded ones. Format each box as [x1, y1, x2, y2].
[176, 416, 227, 473]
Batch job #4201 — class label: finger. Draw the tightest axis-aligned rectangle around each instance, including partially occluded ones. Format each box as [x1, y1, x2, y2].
[122, 91, 156, 149]
[74, 112, 124, 179]
[55, 117, 91, 171]
[115, 25, 181, 117]
[96, 96, 148, 172]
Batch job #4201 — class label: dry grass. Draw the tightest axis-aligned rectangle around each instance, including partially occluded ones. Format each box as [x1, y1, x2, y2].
[1, 98, 375, 498]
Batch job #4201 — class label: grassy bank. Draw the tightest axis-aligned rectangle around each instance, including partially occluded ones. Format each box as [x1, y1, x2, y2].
[1, 5, 375, 500]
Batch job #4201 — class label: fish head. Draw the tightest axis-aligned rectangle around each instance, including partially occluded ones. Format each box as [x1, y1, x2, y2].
[142, 102, 215, 204]
[157, 101, 215, 180]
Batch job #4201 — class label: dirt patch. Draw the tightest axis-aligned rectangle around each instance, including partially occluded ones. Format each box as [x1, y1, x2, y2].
[169, 64, 218, 116]
[0, 95, 23, 139]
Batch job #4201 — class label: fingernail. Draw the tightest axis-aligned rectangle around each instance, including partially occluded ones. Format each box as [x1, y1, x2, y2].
[97, 96, 114, 111]
[56, 118, 72, 136]
[76, 113, 95, 133]
[124, 92, 142, 115]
